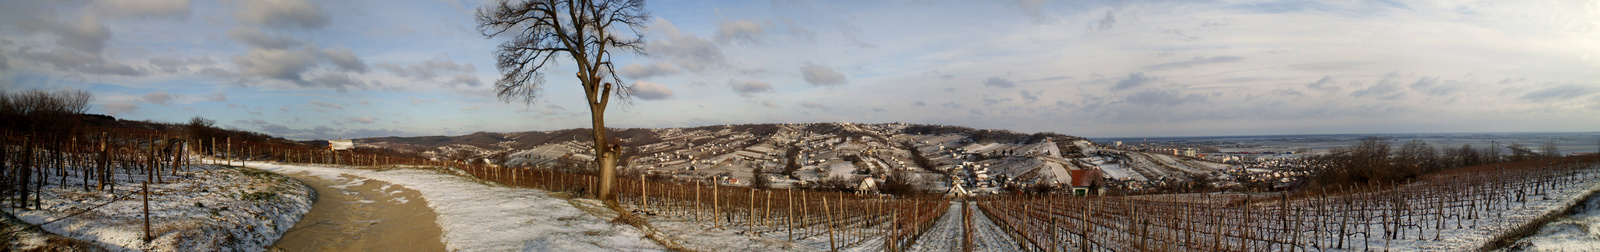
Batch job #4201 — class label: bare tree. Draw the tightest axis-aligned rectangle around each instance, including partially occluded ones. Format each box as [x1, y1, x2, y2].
[476, 0, 648, 206]
[1397, 140, 1437, 173]
[1540, 139, 1561, 158]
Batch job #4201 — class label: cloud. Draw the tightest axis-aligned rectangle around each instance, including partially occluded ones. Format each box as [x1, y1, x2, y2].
[308, 100, 343, 111]
[1307, 75, 1341, 92]
[982, 97, 1013, 106]
[1110, 72, 1158, 91]
[142, 91, 174, 105]
[231, 46, 321, 83]
[1143, 56, 1244, 70]
[836, 21, 878, 49]
[461, 106, 480, 111]
[92, 0, 191, 20]
[941, 101, 962, 109]
[800, 63, 847, 86]
[1350, 72, 1406, 100]
[618, 61, 681, 79]
[647, 18, 726, 73]
[235, 0, 329, 30]
[445, 74, 480, 87]
[1020, 76, 1073, 83]
[408, 97, 437, 105]
[103, 101, 139, 115]
[376, 59, 475, 80]
[714, 20, 764, 44]
[728, 79, 772, 96]
[913, 101, 926, 106]
[1124, 89, 1206, 106]
[798, 101, 828, 109]
[16, 14, 147, 76]
[631, 80, 674, 100]
[347, 116, 375, 124]
[204, 93, 226, 101]
[147, 56, 214, 73]
[320, 46, 368, 73]
[1408, 77, 1438, 90]
[227, 27, 301, 49]
[1521, 85, 1595, 102]
[983, 76, 1016, 88]
[308, 72, 365, 91]
[1096, 10, 1116, 30]
[1009, 0, 1054, 23]
[1020, 90, 1039, 103]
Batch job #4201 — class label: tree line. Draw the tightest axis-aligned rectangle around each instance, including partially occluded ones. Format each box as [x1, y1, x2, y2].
[1307, 137, 1566, 188]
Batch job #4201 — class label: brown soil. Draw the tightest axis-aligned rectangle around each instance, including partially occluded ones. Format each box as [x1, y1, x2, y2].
[269, 171, 447, 252]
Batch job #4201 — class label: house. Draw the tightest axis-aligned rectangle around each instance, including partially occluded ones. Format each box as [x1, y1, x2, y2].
[945, 182, 971, 197]
[1069, 169, 1103, 196]
[856, 177, 878, 194]
[329, 139, 354, 151]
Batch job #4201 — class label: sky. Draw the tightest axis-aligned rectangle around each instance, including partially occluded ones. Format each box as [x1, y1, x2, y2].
[1, 0, 1598, 139]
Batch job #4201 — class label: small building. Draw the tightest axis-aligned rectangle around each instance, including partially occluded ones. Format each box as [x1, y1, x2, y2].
[856, 177, 878, 194]
[329, 139, 354, 151]
[1069, 169, 1103, 196]
[946, 183, 971, 198]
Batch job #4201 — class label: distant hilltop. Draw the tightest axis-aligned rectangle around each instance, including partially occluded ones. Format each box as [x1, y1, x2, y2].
[352, 122, 1235, 194]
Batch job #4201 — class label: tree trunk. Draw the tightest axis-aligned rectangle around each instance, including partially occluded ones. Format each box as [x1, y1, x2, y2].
[590, 91, 618, 204]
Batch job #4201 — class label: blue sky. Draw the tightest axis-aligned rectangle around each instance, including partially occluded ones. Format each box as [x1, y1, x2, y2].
[2, 0, 1598, 139]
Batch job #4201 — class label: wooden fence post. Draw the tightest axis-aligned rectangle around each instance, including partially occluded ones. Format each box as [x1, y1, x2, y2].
[824, 196, 838, 252]
[143, 181, 151, 243]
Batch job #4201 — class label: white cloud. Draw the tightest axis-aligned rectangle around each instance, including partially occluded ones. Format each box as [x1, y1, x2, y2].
[235, 0, 329, 30]
[728, 79, 772, 97]
[983, 76, 1015, 88]
[618, 61, 681, 80]
[102, 101, 139, 116]
[632, 80, 674, 100]
[646, 18, 726, 73]
[142, 91, 174, 105]
[92, 0, 191, 20]
[232, 46, 321, 82]
[376, 59, 474, 80]
[320, 45, 367, 73]
[800, 63, 846, 86]
[347, 116, 375, 124]
[715, 20, 765, 44]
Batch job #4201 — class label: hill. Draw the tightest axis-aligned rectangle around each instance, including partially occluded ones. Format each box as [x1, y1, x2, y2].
[354, 122, 1232, 194]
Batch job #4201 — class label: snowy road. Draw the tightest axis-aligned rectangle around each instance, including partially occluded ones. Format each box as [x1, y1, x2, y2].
[244, 162, 663, 251]
[269, 171, 447, 251]
[909, 201, 1020, 252]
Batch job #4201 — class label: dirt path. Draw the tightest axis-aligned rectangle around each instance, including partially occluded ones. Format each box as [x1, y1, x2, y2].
[269, 171, 447, 252]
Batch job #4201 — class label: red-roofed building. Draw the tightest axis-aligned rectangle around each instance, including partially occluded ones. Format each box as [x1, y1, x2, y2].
[1069, 169, 1103, 196]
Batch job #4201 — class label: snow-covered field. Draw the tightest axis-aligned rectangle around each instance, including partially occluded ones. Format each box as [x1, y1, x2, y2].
[1502, 193, 1600, 251]
[239, 161, 663, 251]
[3, 164, 313, 251]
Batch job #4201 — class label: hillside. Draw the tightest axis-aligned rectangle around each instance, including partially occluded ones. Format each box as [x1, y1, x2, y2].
[355, 122, 1233, 194]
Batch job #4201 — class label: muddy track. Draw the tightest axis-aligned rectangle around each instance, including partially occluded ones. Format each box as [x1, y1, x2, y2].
[269, 171, 447, 252]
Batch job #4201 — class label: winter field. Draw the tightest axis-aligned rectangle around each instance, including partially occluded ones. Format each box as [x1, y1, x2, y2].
[1, 163, 312, 251]
[6, 130, 1600, 251]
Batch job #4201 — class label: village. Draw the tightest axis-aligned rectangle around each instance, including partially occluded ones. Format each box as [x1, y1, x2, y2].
[373, 122, 1310, 197]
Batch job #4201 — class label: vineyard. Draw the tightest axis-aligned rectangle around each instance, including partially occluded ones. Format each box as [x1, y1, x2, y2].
[7, 121, 1598, 251]
[975, 155, 1600, 251]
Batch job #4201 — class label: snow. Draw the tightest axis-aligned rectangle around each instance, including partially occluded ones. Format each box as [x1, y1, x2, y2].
[1503, 192, 1600, 251]
[909, 201, 1020, 252]
[4, 163, 314, 252]
[239, 161, 663, 251]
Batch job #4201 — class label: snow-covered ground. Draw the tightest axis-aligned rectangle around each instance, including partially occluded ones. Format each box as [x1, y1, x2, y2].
[1502, 193, 1600, 251]
[908, 201, 1020, 252]
[3, 164, 314, 251]
[238, 161, 663, 251]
